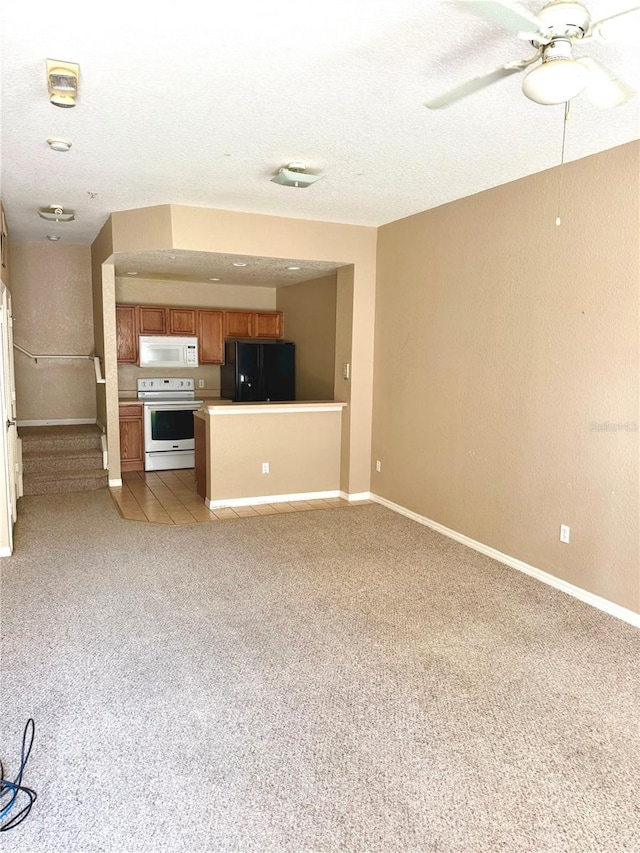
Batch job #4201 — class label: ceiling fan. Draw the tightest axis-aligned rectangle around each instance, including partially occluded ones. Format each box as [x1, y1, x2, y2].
[426, 1, 639, 109]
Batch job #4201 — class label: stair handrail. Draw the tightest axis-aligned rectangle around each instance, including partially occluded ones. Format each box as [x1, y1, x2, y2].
[14, 343, 93, 361]
[14, 344, 106, 384]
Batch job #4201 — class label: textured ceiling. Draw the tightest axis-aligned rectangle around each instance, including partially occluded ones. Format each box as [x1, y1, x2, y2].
[1, 0, 639, 249]
[113, 251, 343, 288]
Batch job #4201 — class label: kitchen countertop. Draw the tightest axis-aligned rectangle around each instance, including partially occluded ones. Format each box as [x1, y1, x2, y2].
[199, 400, 347, 415]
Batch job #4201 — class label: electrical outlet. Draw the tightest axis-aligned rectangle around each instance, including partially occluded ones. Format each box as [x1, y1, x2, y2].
[342, 362, 350, 380]
[375, 460, 381, 472]
[198, 379, 205, 388]
[261, 462, 269, 474]
[560, 524, 570, 544]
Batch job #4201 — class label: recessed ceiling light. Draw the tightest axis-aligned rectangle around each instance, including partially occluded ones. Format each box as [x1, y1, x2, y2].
[46, 235, 60, 241]
[126, 271, 138, 276]
[232, 262, 247, 267]
[168, 255, 177, 260]
[46, 138, 72, 152]
[209, 277, 221, 281]
[286, 266, 302, 271]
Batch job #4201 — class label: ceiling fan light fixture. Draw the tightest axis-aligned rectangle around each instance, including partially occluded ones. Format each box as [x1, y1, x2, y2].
[37, 204, 75, 222]
[522, 42, 589, 105]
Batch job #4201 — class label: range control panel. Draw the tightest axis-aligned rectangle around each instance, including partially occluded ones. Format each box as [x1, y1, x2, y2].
[137, 378, 195, 393]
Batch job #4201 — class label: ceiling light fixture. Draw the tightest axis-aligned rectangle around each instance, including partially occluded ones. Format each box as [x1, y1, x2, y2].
[38, 204, 75, 222]
[209, 277, 221, 281]
[232, 262, 248, 267]
[46, 59, 79, 109]
[286, 266, 302, 270]
[271, 162, 323, 188]
[168, 255, 177, 260]
[46, 235, 61, 241]
[46, 138, 72, 152]
[126, 271, 138, 276]
[522, 39, 589, 105]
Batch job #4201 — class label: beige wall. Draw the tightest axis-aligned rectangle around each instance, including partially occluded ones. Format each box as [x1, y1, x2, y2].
[372, 141, 640, 614]
[202, 408, 343, 503]
[11, 241, 96, 422]
[276, 273, 337, 400]
[116, 276, 276, 310]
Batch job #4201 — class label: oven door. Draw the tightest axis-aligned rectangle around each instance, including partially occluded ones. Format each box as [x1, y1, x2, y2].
[143, 403, 197, 453]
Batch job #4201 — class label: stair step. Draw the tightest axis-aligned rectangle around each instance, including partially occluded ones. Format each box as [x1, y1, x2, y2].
[19, 425, 103, 454]
[22, 468, 109, 496]
[22, 448, 104, 474]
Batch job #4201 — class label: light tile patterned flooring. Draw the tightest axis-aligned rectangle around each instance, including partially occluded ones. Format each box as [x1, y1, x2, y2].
[110, 470, 370, 525]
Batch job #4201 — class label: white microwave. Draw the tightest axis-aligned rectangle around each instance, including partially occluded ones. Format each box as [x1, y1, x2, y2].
[138, 335, 199, 368]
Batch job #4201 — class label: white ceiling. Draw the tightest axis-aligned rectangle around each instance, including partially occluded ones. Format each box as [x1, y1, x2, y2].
[1, 0, 639, 254]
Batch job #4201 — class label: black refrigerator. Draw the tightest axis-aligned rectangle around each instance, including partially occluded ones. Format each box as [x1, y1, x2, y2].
[221, 340, 295, 402]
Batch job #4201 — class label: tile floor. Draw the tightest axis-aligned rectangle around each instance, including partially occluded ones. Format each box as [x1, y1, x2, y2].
[110, 470, 369, 525]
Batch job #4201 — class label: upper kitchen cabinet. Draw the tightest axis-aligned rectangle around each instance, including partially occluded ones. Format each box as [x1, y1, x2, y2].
[198, 310, 224, 364]
[138, 306, 168, 335]
[138, 306, 197, 336]
[254, 311, 283, 339]
[169, 308, 197, 336]
[116, 305, 138, 363]
[224, 310, 283, 339]
[224, 310, 253, 338]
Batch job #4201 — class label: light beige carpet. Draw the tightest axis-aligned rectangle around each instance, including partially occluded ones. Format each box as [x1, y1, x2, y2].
[1, 490, 638, 852]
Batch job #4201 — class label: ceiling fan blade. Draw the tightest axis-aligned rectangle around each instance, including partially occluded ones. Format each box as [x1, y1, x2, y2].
[453, 0, 544, 38]
[590, 6, 640, 41]
[577, 57, 634, 108]
[425, 54, 540, 109]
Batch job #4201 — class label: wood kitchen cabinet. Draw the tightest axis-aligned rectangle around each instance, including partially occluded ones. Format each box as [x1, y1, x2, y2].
[169, 308, 197, 335]
[115, 303, 285, 364]
[198, 310, 224, 364]
[119, 404, 144, 472]
[138, 306, 197, 336]
[254, 311, 283, 339]
[138, 306, 168, 335]
[224, 310, 283, 339]
[116, 305, 138, 363]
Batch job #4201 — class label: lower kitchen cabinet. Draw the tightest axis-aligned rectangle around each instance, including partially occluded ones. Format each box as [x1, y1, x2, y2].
[119, 404, 144, 472]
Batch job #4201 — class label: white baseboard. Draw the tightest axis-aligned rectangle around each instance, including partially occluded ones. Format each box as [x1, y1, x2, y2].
[340, 491, 372, 502]
[108, 478, 123, 488]
[370, 494, 640, 629]
[17, 418, 97, 427]
[207, 489, 341, 509]
[0, 546, 12, 558]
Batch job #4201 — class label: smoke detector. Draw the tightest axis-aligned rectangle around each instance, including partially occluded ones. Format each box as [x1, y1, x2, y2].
[271, 162, 323, 188]
[38, 205, 75, 223]
[47, 138, 72, 152]
[46, 59, 79, 108]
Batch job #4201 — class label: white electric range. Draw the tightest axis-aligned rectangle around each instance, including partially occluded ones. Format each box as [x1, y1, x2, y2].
[137, 378, 203, 471]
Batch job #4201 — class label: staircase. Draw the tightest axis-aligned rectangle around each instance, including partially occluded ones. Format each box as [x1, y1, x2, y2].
[20, 424, 108, 496]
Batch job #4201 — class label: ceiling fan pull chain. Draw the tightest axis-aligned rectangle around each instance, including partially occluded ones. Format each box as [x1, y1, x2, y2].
[555, 100, 571, 226]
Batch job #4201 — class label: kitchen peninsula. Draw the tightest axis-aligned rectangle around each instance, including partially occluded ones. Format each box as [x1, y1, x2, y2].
[194, 401, 347, 508]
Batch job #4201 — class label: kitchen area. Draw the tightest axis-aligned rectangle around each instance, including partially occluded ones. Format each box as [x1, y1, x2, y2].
[114, 263, 347, 511]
